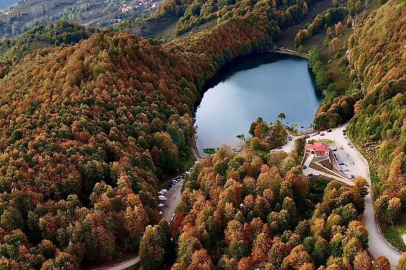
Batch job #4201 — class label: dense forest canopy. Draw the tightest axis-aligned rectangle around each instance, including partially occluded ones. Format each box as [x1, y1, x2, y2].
[139, 122, 383, 270]
[0, 0, 405, 266]
[348, 0, 406, 198]
[0, 0, 310, 265]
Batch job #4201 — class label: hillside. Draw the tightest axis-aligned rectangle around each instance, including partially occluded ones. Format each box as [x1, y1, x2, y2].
[348, 0, 406, 196]
[337, 0, 406, 250]
[0, 20, 97, 65]
[0, 0, 292, 266]
[0, 0, 155, 39]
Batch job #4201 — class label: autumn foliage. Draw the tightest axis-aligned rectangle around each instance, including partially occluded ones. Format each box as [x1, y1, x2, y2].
[171, 142, 379, 269]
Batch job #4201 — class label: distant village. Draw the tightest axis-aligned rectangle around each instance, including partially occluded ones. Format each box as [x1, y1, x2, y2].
[122, 0, 159, 13]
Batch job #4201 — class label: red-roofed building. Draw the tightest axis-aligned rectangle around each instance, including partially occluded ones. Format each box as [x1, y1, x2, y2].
[305, 142, 330, 157]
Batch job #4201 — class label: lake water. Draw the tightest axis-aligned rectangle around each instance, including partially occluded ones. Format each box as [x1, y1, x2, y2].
[0, 0, 18, 10]
[195, 53, 323, 155]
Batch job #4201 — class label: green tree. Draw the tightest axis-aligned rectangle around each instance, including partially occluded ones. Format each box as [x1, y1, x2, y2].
[203, 148, 216, 155]
[140, 225, 166, 270]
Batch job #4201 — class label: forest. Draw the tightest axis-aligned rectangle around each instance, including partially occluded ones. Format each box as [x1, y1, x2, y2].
[139, 119, 389, 270]
[0, 0, 404, 265]
[0, 0, 306, 266]
[345, 0, 406, 248]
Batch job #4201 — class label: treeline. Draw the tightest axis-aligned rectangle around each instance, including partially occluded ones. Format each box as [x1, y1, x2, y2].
[140, 139, 390, 269]
[294, 7, 348, 47]
[0, 20, 97, 77]
[308, 47, 361, 130]
[155, 0, 312, 36]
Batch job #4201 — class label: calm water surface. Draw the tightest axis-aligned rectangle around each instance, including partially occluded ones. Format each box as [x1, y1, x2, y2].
[195, 53, 323, 154]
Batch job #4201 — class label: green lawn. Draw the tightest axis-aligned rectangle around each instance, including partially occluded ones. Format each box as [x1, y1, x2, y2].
[317, 139, 335, 145]
[382, 226, 406, 252]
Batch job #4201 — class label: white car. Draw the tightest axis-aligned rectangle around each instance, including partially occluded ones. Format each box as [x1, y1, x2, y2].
[158, 195, 167, 201]
[158, 203, 164, 207]
[313, 173, 320, 176]
[160, 189, 168, 193]
[159, 211, 163, 215]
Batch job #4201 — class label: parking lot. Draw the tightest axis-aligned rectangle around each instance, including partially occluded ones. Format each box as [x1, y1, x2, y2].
[160, 177, 184, 222]
[305, 127, 362, 180]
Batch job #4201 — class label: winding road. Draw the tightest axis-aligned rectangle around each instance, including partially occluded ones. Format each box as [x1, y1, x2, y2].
[301, 124, 401, 267]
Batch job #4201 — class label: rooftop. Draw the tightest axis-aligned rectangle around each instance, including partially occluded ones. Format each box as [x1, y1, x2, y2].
[305, 142, 330, 152]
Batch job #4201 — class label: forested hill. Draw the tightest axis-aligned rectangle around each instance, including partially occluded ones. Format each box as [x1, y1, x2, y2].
[348, 0, 406, 196]
[0, 0, 303, 266]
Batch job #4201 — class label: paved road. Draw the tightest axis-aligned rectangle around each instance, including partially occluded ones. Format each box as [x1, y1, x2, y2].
[161, 178, 184, 222]
[91, 257, 140, 270]
[306, 123, 401, 267]
[270, 132, 301, 153]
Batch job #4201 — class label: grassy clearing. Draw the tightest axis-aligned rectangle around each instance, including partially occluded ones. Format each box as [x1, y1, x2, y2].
[382, 226, 406, 252]
[317, 139, 335, 144]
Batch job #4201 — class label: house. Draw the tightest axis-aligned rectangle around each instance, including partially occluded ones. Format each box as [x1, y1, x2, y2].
[305, 142, 330, 157]
[122, 4, 133, 13]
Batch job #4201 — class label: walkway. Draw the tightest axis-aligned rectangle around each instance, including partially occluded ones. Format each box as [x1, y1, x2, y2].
[303, 154, 314, 168]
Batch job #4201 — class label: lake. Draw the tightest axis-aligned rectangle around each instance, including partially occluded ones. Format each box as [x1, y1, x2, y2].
[0, 0, 19, 10]
[195, 53, 323, 155]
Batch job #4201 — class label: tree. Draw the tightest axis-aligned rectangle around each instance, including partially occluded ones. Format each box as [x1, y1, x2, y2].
[387, 197, 401, 225]
[398, 187, 406, 211]
[354, 251, 372, 270]
[398, 253, 406, 270]
[347, 16, 353, 28]
[335, 22, 343, 36]
[188, 249, 214, 270]
[373, 256, 390, 270]
[343, 238, 362, 263]
[203, 148, 216, 156]
[354, 177, 368, 197]
[278, 113, 286, 123]
[312, 237, 329, 267]
[140, 225, 166, 270]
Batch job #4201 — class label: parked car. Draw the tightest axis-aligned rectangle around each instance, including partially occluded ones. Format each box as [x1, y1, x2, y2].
[289, 136, 292, 141]
[158, 195, 167, 201]
[158, 203, 164, 207]
[307, 173, 314, 178]
[159, 211, 163, 215]
[350, 145, 354, 148]
[332, 148, 338, 151]
[313, 173, 320, 176]
[342, 169, 349, 172]
[170, 213, 176, 222]
[277, 146, 283, 150]
[320, 133, 325, 136]
[302, 165, 307, 169]
[350, 175, 355, 179]
[304, 135, 310, 139]
[339, 162, 345, 165]
[327, 129, 332, 132]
